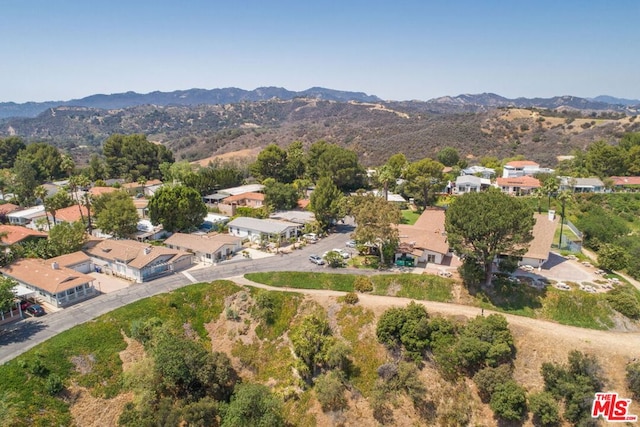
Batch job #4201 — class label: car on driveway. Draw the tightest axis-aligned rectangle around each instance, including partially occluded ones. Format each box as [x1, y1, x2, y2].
[303, 233, 318, 242]
[25, 304, 45, 317]
[309, 255, 325, 265]
[345, 240, 357, 248]
[331, 248, 351, 259]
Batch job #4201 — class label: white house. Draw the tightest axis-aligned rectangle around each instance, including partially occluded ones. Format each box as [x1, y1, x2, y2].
[461, 166, 496, 179]
[7, 205, 46, 229]
[227, 217, 302, 242]
[454, 175, 491, 194]
[396, 209, 451, 266]
[519, 212, 560, 268]
[164, 233, 242, 264]
[502, 161, 554, 178]
[558, 177, 605, 193]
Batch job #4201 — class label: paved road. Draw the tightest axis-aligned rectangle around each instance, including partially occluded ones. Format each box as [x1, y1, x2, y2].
[0, 222, 360, 364]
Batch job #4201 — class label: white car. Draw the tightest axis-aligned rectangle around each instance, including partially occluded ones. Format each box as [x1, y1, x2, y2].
[303, 233, 318, 242]
[331, 248, 350, 259]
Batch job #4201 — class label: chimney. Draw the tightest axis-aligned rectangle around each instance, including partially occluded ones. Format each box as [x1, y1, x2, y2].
[548, 210, 556, 221]
[51, 262, 59, 270]
[144, 247, 152, 255]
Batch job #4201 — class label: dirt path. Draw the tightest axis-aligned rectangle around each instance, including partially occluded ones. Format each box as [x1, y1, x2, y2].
[230, 275, 640, 359]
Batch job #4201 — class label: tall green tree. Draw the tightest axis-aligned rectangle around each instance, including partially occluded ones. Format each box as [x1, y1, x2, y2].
[103, 133, 174, 180]
[309, 177, 344, 230]
[250, 144, 291, 183]
[18, 142, 64, 181]
[404, 158, 445, 210]
[437, 146, 460, 167]
[373, 164, 396, 201]
[305, 141, 366, 192]
[149, 185, 207, 232]
[263, 180, 298, 210]
[445, 190, 535, 286]
[585, 140, 626, 177]
[0, 137, 25, 169]
[385, 153, 408, 179]
[93, 191, 139, 238]
[286, 140, 306, 181]
[0, 276, 18, 313]
[349, 194, 401, 265]
[34, 186, 51, 230]
[541, 177, 558, 211]
[222, 383, 284, 427]
[48, 222, 86, 257]
[11, 156, 38, 206]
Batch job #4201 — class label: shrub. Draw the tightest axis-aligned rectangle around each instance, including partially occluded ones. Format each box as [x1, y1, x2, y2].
[223, 383, 284, 427]
[627, 362, 640, 398]
[473, 364, 513, 402]
[314, 371, 347, 412]
[45, 374, 64, 395]
[30, 358, 49, 377]
[254, 292, 276, 324]
[529, 391, 561, 426]
[354, 276, 373, 293]
[376, 302, 430, 362]
[606, 288, 640, 319]
[325, 251, 345, 268]
[343, 292, 359, 305]
[489, 380, 527, 421]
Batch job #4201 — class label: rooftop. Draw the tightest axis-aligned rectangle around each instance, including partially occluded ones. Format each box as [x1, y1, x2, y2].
[164, 233, 242, 253]
[0, 225, 48, 245]
[227, 217, 301, 234]
[523, 213, 559, 260]
[217, 184, 265, 196]
[397, 209, 449, 255]
[1, 258, 94, 294]
[496, 176, 541, 187]
[85, 238, 189, 269]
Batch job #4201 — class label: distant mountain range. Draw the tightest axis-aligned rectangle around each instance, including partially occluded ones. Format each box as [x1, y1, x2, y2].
[0, 87, 638, 119]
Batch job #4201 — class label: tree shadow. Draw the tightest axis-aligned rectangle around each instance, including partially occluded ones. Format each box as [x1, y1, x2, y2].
[0, 319, 48, 346]
[468, 275, 547, 313]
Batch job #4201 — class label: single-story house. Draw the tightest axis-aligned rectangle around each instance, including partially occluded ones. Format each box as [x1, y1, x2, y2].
[502, 161, 554, 178]
[368, 189, 407, 203]
[454, 175, 491, 194]
[227, 217, 302, 242]
[216, 184, 265, 196]
[1, 256, 97, 308]
[89, 186, 118, 197]
[558, 177, 605, 193]
[518, 212, 560, 268]
[461, 166, 496, 179]
[50, 250, 94, 274]
[610, 176, 640, 190]
[134, 220, 168, 242]
[0, 225, 48, 246]
[164, 233, 242, 264]
[202, 193, 231, 205]
[200, 213, 230, 231]
[7, 205, 47, 229]
[122, 179, 163, 196]
[50, 204, 89, 226]
[84, 238, 192, 282]
[269, 210, 316, 225]
[396, 208, 451, 265]
[496, 176, 541, 195]
[223, 192, 265, 208]
[0, 203, 21, 216]
[133, 199, 149, 218]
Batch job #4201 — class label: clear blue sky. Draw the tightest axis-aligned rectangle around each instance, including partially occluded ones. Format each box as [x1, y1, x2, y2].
[2, 0, 639, 103]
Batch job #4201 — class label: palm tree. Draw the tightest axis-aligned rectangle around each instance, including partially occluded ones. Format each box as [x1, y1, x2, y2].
[556, 190, 573, 250]
[34, 185, 51, 230]
[542, 177, 558, 211]
[60, 154, 75, 179]
[137, 176, 147, 198]
[376, 165, 395, 201]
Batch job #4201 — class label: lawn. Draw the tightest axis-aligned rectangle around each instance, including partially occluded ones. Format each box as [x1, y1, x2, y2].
[245, 271, 455, 302]
[401, 209, 420, 225]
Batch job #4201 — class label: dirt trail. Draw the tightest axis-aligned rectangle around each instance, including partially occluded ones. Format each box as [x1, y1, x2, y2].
[230, 275, 640, 359]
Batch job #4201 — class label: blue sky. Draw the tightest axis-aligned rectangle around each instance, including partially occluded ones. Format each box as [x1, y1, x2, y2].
[2, 0, 639, 102]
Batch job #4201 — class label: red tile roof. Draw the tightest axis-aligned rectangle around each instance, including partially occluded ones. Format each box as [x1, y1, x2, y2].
[297, 199, 310, 209]
[0, 225, 48, 245]
[496, 176, 541, 188]
[85, 238, 190, 269]
[0, 203, 20, 215]
[224, 192, 265, 203]
[122, 179, 163, 189]
[54, 205, 89, 223]
[505, 160, 540, 168]
[610, 176, 640, 186]
[89, 186, 118, 196]
[49, 251, 91, 267]
[523, 213, 559, 260]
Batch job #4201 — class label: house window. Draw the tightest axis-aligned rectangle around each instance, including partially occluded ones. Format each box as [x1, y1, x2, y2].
[427, 254, 436, 263]
[206, 253, 212, 259]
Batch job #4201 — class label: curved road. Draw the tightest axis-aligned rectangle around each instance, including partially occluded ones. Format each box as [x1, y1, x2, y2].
[2, 223, 640, 365]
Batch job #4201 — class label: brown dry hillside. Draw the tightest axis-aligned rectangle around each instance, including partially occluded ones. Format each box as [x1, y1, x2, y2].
[3, 100, 638, 167]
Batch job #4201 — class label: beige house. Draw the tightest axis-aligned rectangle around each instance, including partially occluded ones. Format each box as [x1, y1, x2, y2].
[1, 253, 97, 308]
[164, 233, 243, 264]
[496, 176, 541, 195]
[396, 209, 451, 265]
[518, 212, 559, 268]
[84, 239, 192, 282]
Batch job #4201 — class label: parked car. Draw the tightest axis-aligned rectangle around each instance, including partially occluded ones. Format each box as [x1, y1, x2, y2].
[303, 233, 318, 242]
[25, 304, 45, 317]
[345, 240, 357, 248]
[19, 300, 31, 311]
[332, 248, 351, 259]
[309, 255, 325, 265]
